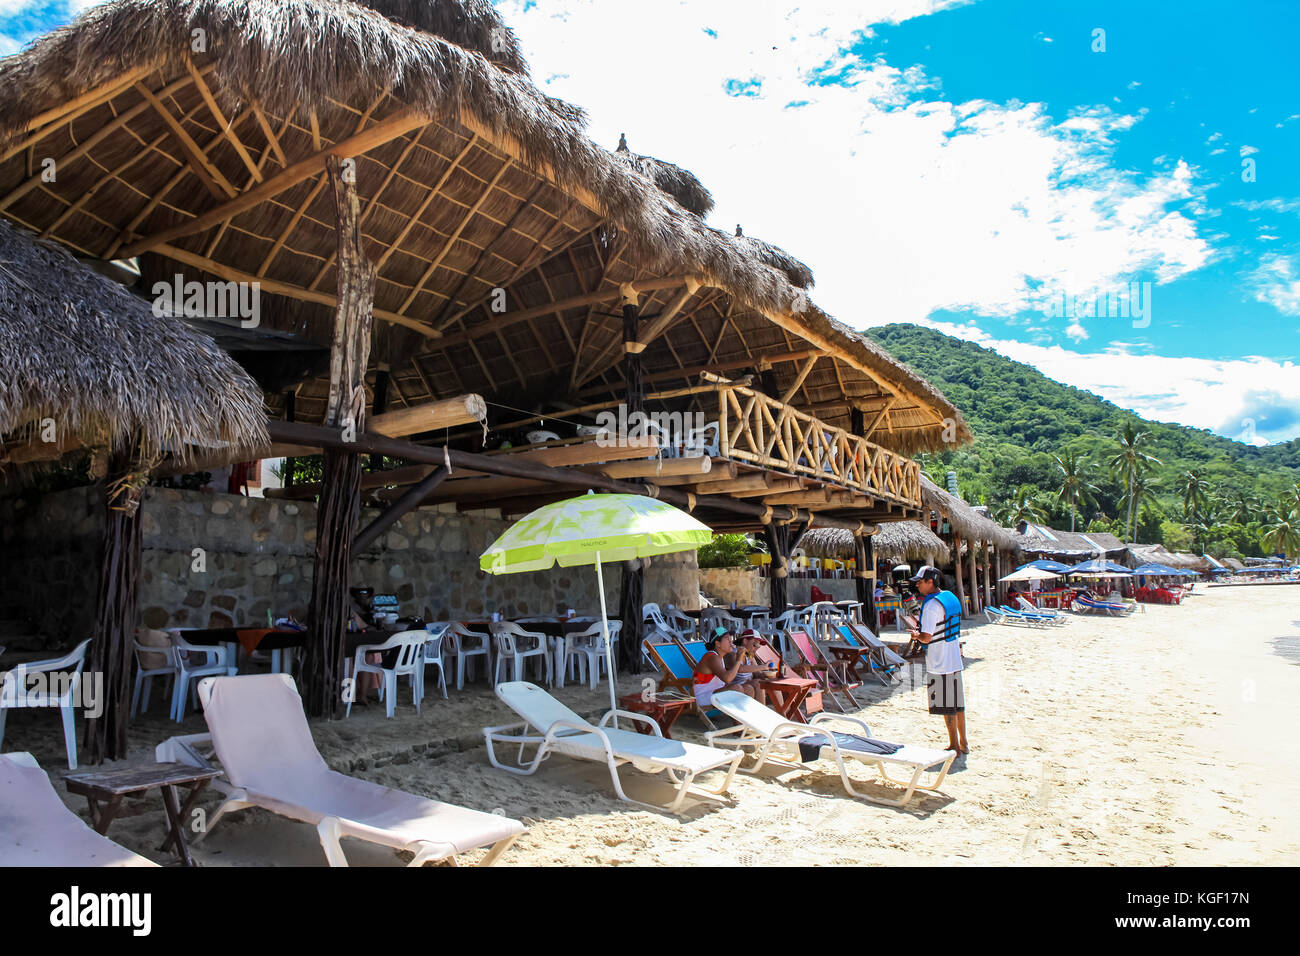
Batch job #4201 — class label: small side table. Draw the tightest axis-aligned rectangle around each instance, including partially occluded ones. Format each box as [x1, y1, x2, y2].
[64, 763, 221, 867]
[756, 675, 818, 720]
[617, 693, 693, 739]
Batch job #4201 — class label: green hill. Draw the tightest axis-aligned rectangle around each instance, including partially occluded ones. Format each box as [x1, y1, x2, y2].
[867, 324, 1300, 559]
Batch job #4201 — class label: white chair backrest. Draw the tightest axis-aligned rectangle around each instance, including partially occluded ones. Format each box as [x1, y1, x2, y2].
[422, 631, 444, 662]
[711, 690, 788, 738]
[495, 681, 591, 734]
[387, 630, 430, 674]
[449, 622, 489, 651]
[1, 639, 91, 707]
[134, 628, 175, 671]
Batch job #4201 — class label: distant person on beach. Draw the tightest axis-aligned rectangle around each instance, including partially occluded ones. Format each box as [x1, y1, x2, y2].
[907, 565, 968, 754]
[693, 628, 769, 706]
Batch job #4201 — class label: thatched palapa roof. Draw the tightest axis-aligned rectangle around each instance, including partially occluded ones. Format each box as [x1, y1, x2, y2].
[801, 522, 950, 566]
[0, 0, 968, 459]
[0, 219, 268, 462]
[921, 477, 1021, 551]
[614, 134, 714, 218]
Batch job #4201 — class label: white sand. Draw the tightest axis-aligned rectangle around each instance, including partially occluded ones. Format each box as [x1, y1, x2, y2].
[9, 585, 1299, 866]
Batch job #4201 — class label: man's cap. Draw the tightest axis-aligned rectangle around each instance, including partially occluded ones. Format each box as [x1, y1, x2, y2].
[909, 565, 942, 583]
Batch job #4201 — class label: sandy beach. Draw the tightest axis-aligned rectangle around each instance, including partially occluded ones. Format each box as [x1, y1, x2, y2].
[7, 584, 1298, 866]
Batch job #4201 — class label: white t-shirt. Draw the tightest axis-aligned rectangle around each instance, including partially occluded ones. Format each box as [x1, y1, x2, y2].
[919, 595, 964, 675]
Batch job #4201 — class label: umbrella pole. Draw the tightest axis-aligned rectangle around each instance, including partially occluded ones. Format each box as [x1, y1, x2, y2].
[594, 551, 618, 729]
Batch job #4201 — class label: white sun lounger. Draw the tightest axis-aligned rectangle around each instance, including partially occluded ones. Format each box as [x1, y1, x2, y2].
[484, 681, 744, 814]
[704, 691, 956, 807]
[195, 674, 524, 866]
[0, 752, 157, 866]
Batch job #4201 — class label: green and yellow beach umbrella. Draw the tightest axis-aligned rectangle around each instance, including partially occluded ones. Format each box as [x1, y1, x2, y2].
[480, 492, 713, 721]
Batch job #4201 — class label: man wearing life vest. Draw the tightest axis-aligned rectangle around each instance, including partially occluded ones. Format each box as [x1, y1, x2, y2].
[907, 565, 968, 754]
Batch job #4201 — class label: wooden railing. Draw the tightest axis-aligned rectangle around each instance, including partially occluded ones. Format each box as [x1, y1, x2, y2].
[716, 386, 922, 507]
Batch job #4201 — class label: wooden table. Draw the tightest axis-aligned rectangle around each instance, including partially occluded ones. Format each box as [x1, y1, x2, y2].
[756, 675, 819, 720]
[825, 643, 867, 684]
[64, 763, 221, 867]
[617, 692, 694, 739]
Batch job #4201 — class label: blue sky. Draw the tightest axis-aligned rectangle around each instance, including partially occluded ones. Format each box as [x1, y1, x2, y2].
[4, 0, 1298, 442]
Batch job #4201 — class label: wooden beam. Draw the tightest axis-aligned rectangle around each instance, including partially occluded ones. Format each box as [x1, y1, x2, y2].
[0, 69, 209, 214]
[368, 394, 487, 437]
[185, 58, 262, 182]
[116, 109, 428, 258]
[861, 395, 899, 441]
[572, 349, 824, 400]
[250, 101, 287, 165]
[268, 419, 799, 525]
[431, 277, 692, 352]
[688, 472, 773, 495]
[148, 242, 440, 338]
[591, 456, 712, 480]
[18, 64, 158, 136]
[761, 489, 834, 507]
[134, 82, 237, 199]
[780, 355, 820, 404]
[726, 478, 805, 498]
[353, 466, 449, 553]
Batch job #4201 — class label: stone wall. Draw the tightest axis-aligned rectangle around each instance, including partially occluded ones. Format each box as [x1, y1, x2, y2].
[0, 485, 700, 644]
[698, 567, 769, 607]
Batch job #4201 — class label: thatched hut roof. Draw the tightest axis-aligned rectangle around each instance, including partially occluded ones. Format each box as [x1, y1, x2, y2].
[0, 219, 268, 462]
[734, 226, 814, 289]
[613, 134, 713, 217]
[921, 477, 1020, 551]
[801, 521, 950, 565]
[353, 0, 529, 74]
[0, 0, 968, 457]
[1223, 557, 1246, 571]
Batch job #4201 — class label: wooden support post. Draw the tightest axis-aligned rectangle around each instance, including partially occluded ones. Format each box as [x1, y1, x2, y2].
[618, 284, 644, 673]
[968, 539, 979, 617]
[952, 530, 966, 617]
[85, 441, 144, 763]
[764, 521, 790, 617]
[302, 155, 376, 720]
[984, 541, 993, 609]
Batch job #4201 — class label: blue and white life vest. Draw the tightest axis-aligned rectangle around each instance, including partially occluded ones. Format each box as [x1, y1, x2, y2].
[921, 590, 962, 643]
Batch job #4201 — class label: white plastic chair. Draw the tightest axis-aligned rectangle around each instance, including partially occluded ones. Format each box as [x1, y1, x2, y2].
[561, 621, 622, 689]
[701, 607, 744, 634]
[131, 629, 178, 717]
[446, 622, 491, 689]
[169, 632, 231, 722]
[347, 630, 428, 719]
[491, 622, 552, 685]
[0, 638, 92, 769]
[418, 627, 449, 701]
[682, 420, 720, 457]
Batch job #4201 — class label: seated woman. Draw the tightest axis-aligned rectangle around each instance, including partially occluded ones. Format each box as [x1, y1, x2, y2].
[693, 628, 769, 707]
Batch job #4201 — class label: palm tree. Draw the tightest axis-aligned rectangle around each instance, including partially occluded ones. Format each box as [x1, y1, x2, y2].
[1218, 487, 1259, 525]
[998, 484, 1048, 527]
[1262, 508, 1300, 559]
[1054, 450, 1100, 532]
[1177, 470, 1210, 520]
[1107, 422, 1162, 542]
[1127, 472, 1159, 541]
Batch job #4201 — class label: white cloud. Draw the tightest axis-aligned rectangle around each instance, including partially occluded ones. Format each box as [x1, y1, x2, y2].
[912, 318, 1300, 443]
[1249, 254, 1300, 316]
[1240, 144, 1259, 157]
[1065, 321, 1088, 341]
[502, 0, 1212, 333]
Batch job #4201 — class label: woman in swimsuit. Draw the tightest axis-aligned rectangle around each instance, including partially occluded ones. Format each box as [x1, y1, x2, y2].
[693, 628, 769, 706]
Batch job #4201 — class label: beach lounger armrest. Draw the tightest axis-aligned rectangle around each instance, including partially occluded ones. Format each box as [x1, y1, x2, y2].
[704, 723, 753, 747]
[598, 709, 665, 737]
[809, 712, 873, 737]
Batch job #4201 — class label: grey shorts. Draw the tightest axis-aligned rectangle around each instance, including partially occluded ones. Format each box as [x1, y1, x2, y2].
[927, 671, 964, 714]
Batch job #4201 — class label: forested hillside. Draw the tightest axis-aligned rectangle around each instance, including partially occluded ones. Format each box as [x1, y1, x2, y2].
[868, 324, 1300, 559]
